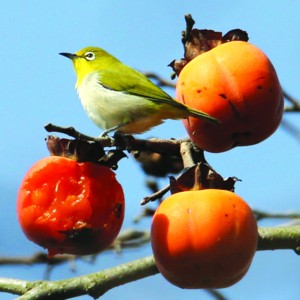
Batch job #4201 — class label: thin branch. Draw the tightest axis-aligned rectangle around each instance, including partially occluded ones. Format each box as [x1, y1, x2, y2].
[143, 72, 176, 88]
[254, 209, 300, 221]
[206, 288, 228, 300]
[284, 106, 300, 112]
[141, 184, 170, 205]
[0, 253, 68, 267]
[283, 90, 300, 111]
[0, 229, 150, 267]
[110, 229, 150, 252]
[280, 119, 300, 141]
[145, 72, 176, 89]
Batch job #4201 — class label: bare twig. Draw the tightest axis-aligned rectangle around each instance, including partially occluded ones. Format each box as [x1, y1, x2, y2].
[284, 105, 300, 112]
[283, 90, 300, 111]
[143, 72, 176, 88]
[0, 229, 150, 268]
[254, 209, 300, 221]
[280, 119, 300, 141]
[141, 184, 170, 205]
[206, 288, 228, 300]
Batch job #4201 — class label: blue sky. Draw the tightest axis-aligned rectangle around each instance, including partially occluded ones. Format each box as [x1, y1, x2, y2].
[1, 1, 300, 299]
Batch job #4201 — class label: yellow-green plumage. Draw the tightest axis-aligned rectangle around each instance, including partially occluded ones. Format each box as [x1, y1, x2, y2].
[60, 46, 217, 134]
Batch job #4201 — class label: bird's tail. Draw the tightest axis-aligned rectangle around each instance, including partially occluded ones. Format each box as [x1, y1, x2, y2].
[169, 98, 219, 124]
[153, 96, 219, 124]
[185, 105, 219, 124]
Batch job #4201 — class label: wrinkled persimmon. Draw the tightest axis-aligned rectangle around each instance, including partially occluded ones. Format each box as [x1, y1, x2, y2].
[176, 41, 283, 152]
[17, 156, 125, 256]
[151, 189, 258, 289]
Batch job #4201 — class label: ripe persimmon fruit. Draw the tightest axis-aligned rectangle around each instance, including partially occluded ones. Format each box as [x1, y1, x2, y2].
[17, 156, 125, 256]
[176, 41, 283, 152]
[151, 189, 258, 288]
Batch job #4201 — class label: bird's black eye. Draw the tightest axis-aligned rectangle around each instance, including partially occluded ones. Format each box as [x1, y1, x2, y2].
[84, 52, 96, 61]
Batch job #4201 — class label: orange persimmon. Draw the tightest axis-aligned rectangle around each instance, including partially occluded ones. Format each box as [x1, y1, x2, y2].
[151, 189, 258, 288]
[176, 41, 283, 152]
[17, 156, 125, 256]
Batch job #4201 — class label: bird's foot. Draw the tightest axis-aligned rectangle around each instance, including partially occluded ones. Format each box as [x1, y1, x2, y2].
[101, 121, 130, 137]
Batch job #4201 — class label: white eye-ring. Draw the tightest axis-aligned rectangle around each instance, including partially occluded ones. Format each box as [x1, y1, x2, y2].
[85, 52, 96, 61]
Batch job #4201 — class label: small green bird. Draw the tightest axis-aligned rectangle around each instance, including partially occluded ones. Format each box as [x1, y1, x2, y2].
[60, 47, 217, 135]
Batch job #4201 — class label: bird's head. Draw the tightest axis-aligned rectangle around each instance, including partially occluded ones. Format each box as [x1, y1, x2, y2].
[60, 47, 117, 84]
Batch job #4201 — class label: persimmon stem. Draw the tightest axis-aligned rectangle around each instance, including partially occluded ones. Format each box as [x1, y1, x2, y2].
[182, 14, 195, 46]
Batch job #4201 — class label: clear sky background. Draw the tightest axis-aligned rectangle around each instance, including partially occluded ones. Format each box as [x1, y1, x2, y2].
[1, 1, 300, 299]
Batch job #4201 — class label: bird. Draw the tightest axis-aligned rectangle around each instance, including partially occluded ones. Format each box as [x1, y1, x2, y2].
[60, 46, 218, 135]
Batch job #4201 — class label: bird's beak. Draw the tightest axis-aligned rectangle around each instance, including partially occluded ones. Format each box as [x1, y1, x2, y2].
[59, 52, 78, 60]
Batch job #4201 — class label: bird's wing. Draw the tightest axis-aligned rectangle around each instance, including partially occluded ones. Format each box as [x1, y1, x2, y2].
[98, 66, 186, 109]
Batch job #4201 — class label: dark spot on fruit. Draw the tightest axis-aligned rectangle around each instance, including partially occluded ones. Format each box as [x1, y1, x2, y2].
[196, 89, 202, 93]
[219, 93, 227, 99]
[60, 227, 97, 244]
[269, 88, 273, 92]
[181, 81, 185, 86]
[225, 213, 229, 217]
[257, 85, 263, 90]
[114, 203, 123, 219]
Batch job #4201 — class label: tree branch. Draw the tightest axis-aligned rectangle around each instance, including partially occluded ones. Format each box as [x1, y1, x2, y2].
[0, 256, 157, 300]
[45, 124, 184, 154]
[257, 226, 300, 253]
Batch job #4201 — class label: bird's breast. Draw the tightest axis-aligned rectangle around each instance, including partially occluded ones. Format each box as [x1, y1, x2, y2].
[76, 72, 159, 132]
